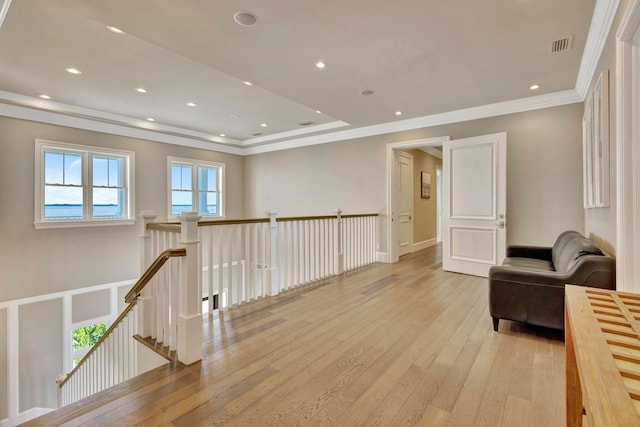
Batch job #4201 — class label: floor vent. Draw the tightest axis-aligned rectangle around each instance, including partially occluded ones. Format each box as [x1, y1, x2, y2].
[550, 36, 573, 53]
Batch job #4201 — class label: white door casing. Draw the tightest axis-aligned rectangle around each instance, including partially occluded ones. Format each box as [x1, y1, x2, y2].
[616, 0, 640, 293]
[386, 136, 450, 263]
[396, 151, 413, 256]
[442, 132, 507, 277]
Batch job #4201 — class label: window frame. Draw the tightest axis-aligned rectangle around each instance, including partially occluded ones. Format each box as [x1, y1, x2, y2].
[167, 156, 225, 220]
[34, 139, 135, 229]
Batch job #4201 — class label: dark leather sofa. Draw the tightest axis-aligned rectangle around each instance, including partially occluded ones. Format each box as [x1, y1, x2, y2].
[489, 230, 615, 331]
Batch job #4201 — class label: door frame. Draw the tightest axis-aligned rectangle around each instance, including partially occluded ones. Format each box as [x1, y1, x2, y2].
[386, 136, 450, 263]
[616, 0, 640, 293]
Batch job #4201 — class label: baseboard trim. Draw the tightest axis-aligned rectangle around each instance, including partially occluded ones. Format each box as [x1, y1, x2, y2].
[413, 238, 437, 252]
[1, 407, 55, 426]
[376, 252, 390, 263]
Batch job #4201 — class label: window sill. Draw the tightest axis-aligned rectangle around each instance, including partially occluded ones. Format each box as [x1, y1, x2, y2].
[34, 218, 136, 229]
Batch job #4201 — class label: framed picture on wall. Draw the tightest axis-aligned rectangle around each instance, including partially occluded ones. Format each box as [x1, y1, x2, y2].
[583, 69, 610, 208]
[421, 171, 431, 199]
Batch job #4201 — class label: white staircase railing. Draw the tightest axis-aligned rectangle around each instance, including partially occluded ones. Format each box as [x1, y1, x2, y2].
[55, 209, 377, 408]
[146, 210, 378, 314]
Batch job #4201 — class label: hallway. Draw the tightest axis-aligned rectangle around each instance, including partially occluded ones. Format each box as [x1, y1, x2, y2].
[24, 246, 565, 426]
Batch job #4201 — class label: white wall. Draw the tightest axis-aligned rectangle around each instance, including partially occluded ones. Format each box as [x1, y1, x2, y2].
[245, 103, 586, 254]
[0, 116, 244, 302]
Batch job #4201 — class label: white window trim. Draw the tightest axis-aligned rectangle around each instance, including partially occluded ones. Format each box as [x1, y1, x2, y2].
[34, 139, 135, 229]
[167, 156, 225, 220]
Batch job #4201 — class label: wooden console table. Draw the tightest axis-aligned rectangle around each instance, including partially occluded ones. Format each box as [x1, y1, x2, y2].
[565, 285, 640, 426]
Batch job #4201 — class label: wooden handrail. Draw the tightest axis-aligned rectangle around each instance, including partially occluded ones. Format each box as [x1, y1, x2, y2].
[146, 223, 181, 232]
[124, 248, 186, 303]
[58, 248, 186, 388]
[147, 213, 379, 230]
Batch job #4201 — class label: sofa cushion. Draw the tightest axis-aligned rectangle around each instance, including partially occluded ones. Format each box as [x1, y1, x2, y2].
[502, 257, 554, 271]
[554, 236, 604, 273]
[551, 231, 582, 269]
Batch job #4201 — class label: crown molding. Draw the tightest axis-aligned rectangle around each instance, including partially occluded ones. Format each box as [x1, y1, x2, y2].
[575, 0, 621, 98]
[0, 90, 242, 145]
[1, 88, 581, 156]
[0, 102, 244, 155]
[243, 89, 582, 155]
[0, 0, 12, 29]
[240, 120, 351, 145]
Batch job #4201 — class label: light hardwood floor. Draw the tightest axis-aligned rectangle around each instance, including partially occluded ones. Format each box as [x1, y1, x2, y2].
[23, 246, 566, 426]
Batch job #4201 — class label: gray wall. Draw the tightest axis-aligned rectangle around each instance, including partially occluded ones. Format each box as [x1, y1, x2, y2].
[245, 103, 586, 252]
[0, 116, 244, 302]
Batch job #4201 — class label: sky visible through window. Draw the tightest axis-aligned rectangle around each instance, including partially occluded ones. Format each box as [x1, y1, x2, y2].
[44, 151, 124, 219]
[170, 163, 219, 216]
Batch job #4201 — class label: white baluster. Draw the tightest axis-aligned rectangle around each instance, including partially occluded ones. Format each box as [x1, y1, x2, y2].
[265, 211, 279, 296]
[207, 227, 214, 314]
[217, 226, 224, 308]
[228, 225, 234, 306]
[334, 209, 344, 275]
[170, 257, 178, 351]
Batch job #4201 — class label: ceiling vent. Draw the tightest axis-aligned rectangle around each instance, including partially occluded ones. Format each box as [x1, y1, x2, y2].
[550, 36, 573, 53]
[298, 121, 315, 127]
[251, 132, 263, 137]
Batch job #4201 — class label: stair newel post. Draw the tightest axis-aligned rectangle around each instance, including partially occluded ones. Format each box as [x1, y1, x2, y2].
[265, 210, 280, 296]
[138, 211, 157, 338]
[334, 209, 344, 275]
[177, 212, 202, 365]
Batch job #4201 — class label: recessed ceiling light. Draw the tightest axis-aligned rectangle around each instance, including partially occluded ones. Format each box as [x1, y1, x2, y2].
[234, 11, 258, 26]
[39, 94, 51, 99]
[529, 84, 541, 90]
[316, 61, 326, 69]
[360, 89, 374, 96]
[244, 81, 253, 86]
[65, 67, 82, 75]
[146, 117, 155, 122]
[186, 102, 197, 107]
[135, 87, 147, 93]
[395, 111, 402, 116]
[316, 110, 322, 114]
[106, 26, 125, 34]
[220, 133, 226, 137]
[260, 123, 267, 127]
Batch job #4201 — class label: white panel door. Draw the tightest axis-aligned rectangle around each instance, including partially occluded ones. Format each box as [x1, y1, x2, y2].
[442, 133, 506, 277]
[397, 151, 413, 256]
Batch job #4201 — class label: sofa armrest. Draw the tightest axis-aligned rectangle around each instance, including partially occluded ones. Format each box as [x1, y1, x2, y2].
[506, 245, 553, 262]
[489, 265, 567, 287]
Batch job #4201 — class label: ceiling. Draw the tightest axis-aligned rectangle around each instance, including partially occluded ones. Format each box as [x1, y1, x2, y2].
[0, 0, 604, 154]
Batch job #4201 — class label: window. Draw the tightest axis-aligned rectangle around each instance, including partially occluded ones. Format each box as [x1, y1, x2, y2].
[35, 140, 135, 228]
[71, 321, 108, 366]
[168, 157, 224, 218]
